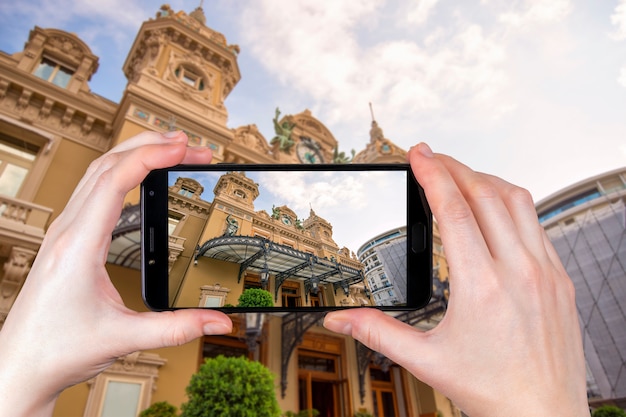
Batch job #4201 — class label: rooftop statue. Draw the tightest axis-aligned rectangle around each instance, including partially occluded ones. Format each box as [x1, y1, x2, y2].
[332, 146, 355, 164]
[270, 107, 296, 152]
[369, 120, 384, 143]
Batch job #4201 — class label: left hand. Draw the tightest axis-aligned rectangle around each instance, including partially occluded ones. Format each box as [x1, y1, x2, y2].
[0, 131, 233, 416]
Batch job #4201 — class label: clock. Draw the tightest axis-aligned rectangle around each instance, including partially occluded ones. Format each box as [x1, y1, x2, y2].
[297, 137, 324, 164]
[281, 215, 292, 225]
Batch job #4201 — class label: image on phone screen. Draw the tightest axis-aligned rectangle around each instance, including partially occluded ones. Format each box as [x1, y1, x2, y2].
[142, 165, 431, 311]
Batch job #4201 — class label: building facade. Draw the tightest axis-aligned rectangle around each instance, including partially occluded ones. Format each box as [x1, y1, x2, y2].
[537, 167, 626, 407]
[167, 170, 370, 310]
[0, 5, 454, 417]
[358, 227, 408, 306]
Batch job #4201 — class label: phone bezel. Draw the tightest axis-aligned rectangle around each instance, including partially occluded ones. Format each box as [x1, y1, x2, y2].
[141, 163, 432, 311]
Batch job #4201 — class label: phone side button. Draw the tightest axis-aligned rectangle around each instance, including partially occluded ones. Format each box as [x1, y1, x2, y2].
[411, 223, 426, 253]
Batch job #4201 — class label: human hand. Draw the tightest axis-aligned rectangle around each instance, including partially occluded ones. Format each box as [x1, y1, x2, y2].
[324, 143, 589, 416]
[0, 131, 233, 416]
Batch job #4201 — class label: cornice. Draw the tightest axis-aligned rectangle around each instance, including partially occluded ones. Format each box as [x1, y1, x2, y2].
[0, 72, 115, 152]
[0, 61, 116, 117]
[168, 194, 211, 216]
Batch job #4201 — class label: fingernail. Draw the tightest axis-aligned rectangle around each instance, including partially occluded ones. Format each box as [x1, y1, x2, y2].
[162, 130, 183, 139]
[203, 321, 232, 335]
[417, 142, 434, 158]
[323, 315, 352, 335]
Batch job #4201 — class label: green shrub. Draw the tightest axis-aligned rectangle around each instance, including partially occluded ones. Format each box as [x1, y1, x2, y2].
[237, 288, 274, 307]
[139, 401, 178, 417]
[593, 405, 626, 417]
[180, 355, 280, 417]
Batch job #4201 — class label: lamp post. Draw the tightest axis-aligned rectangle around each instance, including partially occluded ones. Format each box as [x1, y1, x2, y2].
[260, 265, 270, 290]
[245, 312, 265, 358]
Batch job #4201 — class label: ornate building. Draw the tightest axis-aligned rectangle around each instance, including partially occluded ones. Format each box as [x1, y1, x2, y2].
[167, 170, 369, 310]
[0, 5, 453, 417]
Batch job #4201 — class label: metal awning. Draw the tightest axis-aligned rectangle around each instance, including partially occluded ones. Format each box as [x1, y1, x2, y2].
[107, 204, 141, 270]
[195, 235, 365, 301]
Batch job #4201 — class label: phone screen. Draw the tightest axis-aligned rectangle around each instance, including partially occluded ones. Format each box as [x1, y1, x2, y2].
[142, 164, 431, 311]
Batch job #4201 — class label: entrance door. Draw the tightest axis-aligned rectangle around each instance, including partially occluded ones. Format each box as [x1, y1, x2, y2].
[299, 377, 336, 417]
[298, 347, 350, 416]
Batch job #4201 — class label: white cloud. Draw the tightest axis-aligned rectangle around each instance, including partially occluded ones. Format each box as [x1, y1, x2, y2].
[499, 0, 572, 28]
[406, 0, 441, 26]
[610, 0, 626, 40]
[256, 170, 406, 251]
[618, 66, 626, 88]
[238, 0, 511, 151]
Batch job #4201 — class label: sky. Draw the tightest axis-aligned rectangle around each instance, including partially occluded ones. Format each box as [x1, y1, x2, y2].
[0, 0, 625, 203]
[168, 169, 407, 253]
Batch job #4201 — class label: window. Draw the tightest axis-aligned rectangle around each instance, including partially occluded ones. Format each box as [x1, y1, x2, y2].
[175, 65, 205, 90]
[100, 379, 143, 417]
[168, 211, 184, 235]
[0, 134, 39, 197]
[234, 189, 246, 199]
[33, 57, 73, 88]
[178, 186, 195, 198]
[370, 365, 399, 417]
[83, 352, 165, 417]
[281, 281, 301, 307]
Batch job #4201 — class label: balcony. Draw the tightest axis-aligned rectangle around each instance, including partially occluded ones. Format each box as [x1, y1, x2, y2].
[0, 195, 52, 247]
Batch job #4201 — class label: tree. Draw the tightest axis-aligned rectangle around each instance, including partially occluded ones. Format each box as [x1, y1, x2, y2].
[181, 355, 281, 417]
[139, 401, 178, 417]
[237, 288, 274, 307]
[593, 405, 626, 417]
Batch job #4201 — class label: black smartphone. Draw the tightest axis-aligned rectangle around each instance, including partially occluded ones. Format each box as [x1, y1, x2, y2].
[141, 163, 432, 311]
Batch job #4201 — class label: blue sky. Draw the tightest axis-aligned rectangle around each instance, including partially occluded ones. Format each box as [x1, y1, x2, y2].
[1, 0, 625, 202]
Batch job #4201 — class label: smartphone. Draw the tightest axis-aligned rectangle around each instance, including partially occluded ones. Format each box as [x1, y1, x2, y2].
[141, 163, 432, 311]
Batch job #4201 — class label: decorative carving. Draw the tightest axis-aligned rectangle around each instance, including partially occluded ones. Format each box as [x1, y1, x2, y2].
[0, 247, 37, 327]
[232, 124, 271, 155]
[39, 98, 54, 119]
[0, 79, 9, 99]
[48, 35, 83, 60]
[81, 115, 95, 135]
[61, 107, 75, 127]
[16, 89, 32, 110]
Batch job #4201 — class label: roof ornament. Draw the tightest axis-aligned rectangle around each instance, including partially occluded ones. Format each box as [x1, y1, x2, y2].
[271, 107, 296, 153]
[368, 102, 384, 143]
[189, 0, 207, 26]
[156, 4, 173, 18]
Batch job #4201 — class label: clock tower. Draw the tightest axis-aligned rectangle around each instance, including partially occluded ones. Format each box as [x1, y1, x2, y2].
[113, 5, 241, 162]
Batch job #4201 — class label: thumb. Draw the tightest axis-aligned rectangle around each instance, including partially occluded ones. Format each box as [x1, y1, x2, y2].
[118, 309, 233, 353]
[324, 309, 434, 374]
